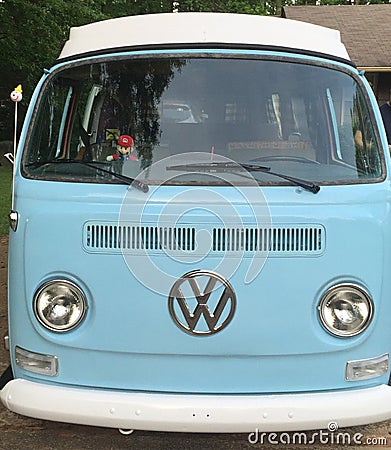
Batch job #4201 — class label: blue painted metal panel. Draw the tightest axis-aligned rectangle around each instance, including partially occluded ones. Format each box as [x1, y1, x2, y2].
[8, 175, 391, 393]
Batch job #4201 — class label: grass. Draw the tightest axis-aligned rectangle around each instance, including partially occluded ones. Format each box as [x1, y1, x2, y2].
[0, 164, 12, 236]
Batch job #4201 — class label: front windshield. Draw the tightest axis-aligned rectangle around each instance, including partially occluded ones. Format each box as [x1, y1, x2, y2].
[23, 55, 384, 186]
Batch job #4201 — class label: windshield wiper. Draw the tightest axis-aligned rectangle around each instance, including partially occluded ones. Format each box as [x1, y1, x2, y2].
[166, 161, 320, 194]
[27, 159, 149, 193]
[81, 161, 149, 192]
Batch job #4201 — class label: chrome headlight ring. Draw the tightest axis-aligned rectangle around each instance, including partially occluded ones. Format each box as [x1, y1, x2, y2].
[318, 283, 373, 337]
[33, 279, 87, 332]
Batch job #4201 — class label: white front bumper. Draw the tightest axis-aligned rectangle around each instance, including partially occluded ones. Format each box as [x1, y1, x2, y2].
[2, 379, 391, 432]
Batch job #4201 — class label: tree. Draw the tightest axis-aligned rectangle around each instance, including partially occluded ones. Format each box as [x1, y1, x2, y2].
[0, 0, 109, 139]
[177, 0, 268, 14]
[100, 0, 176, 15]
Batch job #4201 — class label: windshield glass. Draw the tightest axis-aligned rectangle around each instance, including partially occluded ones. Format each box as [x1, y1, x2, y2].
[23, 55, 384, 186]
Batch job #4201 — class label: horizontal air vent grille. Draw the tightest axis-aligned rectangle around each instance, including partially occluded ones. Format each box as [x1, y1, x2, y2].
[212, 226, 323, 253]
[85, 223, 196, 251]
[83, 222, 324, 256]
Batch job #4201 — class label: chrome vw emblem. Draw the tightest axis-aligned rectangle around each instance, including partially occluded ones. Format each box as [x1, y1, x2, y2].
[168, 270, 236, 336]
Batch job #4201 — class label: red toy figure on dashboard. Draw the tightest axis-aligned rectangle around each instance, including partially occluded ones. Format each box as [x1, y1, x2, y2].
[106, 135, 138, 161]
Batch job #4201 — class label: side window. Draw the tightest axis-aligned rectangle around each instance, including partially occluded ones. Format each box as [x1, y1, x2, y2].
[328, 85, 381, 176]
[352, 93, 380, 175]
[224, 101, 247, 124]
[26, 84, 73, 164]
[290, 96, 311, 141]
[266, 94, 282, 138]
[263, 92, 315, 159]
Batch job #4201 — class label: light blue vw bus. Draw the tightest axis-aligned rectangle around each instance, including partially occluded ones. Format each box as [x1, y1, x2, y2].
[2, 12, 391, 433]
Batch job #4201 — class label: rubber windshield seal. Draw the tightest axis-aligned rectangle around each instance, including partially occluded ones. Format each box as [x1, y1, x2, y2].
[55, 42, 356, 68]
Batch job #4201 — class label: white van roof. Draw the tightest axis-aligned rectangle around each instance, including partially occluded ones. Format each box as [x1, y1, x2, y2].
[58, 12, 350, 62]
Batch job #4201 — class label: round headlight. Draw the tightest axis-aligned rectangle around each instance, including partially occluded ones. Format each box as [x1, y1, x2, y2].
[33, 280, 87, 332]
[318, 283, 373, 337]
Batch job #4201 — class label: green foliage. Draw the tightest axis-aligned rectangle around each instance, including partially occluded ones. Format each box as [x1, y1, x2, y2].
[0, 165, 12, 236]
[0, 0, 107, 140]
[177, 0, 267, 14]
[100, 0, 175, 15]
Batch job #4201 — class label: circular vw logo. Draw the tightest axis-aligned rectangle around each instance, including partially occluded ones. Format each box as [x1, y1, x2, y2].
[168, 270, 236, 336]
